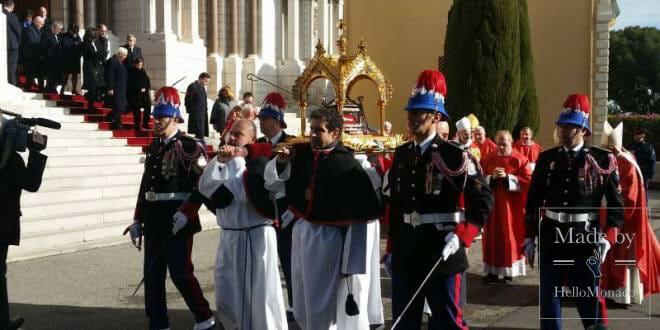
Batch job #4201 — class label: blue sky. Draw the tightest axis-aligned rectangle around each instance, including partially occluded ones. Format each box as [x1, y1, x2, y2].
[612, 0, 660, 30]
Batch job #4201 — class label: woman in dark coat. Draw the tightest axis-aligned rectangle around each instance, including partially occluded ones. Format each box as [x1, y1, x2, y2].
[60, 23, 83, 95]
[82, 28, 105, 110]
[127, 57, 152, 130]
[209, 85, 235, 134]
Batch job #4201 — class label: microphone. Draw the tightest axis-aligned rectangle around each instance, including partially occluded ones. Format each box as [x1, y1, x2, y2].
[18, 117, 62, 130]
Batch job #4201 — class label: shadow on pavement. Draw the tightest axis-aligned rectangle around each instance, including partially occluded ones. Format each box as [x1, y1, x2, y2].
[465, 273, 539, 307]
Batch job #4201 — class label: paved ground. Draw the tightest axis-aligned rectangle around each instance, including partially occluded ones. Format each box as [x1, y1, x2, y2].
[6, 191, 660, 329]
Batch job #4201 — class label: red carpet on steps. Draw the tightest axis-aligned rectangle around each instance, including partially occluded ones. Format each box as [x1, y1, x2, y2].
[36, 91, 214, 154]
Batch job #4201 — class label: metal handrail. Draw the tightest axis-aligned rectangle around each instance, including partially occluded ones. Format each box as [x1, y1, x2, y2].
[245, 73, 324, 109]
[246, 73, 293, 95]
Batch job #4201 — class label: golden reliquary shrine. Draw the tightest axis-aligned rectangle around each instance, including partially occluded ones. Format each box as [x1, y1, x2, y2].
[287, 20, 405, 154]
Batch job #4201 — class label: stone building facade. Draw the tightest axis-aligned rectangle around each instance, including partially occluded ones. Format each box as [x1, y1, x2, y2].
[34, 0, 344, 110]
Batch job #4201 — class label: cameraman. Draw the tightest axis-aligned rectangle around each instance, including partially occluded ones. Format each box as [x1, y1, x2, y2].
[0, 114, 48, 330]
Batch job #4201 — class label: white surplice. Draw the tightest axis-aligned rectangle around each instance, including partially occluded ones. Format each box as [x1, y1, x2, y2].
[264, 158, 372, 330]
[199, 157, 288, 330]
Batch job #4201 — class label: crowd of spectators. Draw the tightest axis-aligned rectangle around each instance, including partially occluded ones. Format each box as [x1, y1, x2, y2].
[3, 1, 153, 131]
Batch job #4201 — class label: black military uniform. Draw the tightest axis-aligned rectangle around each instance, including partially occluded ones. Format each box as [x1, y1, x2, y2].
[388, 134, 493, 329]
[526, 144, 624, 330]
[133, 130, 214, 330]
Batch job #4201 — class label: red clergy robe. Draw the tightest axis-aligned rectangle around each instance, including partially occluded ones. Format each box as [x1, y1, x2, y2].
[480, 150, 532, 276]
[512, 140, 543, 168]
[473, 138, 497, 159]
[601, 153, 660, 296]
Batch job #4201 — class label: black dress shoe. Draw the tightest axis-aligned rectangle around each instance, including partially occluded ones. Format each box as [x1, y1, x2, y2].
[7, 316, 25, 330]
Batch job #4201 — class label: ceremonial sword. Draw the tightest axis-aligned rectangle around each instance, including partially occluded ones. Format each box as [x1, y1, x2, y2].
[131, 234, 173, 296]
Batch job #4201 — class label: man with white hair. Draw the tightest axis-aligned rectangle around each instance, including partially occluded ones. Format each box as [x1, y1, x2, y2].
[22, 16, 45, 90]
[105, 47, 128, 129]
[473, 125, 497, 158]
[41, 21, 64, 93]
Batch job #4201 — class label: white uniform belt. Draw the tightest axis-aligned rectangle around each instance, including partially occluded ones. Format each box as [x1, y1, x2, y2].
[544, 210, 597, 223]
[403, 211, 463, 228]
[145, 192, 191, 202]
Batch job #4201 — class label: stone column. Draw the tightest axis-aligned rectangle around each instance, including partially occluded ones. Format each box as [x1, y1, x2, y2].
[248, 0, 259, 56]
[224, 0, 243, 96]
[145, 0, 157, 33]
[71, 0, 85, 28]
[318, 0, 329, 49]
[228, 0, 239, 54]
[207, 0, 223, 96]
[286, 0, 300, 60]
[156, 0, 174, 34]
[591, 0, 616, 140]
[208, 0, 219, 55]
[97, 0, 111, 27]
[84, 0, 97, 28]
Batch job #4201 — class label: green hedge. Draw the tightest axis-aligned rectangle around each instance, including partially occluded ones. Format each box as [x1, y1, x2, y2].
[608, 114, 660, 152]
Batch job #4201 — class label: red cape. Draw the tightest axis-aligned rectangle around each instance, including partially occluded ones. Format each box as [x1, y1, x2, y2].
[601, 154, 660, 296]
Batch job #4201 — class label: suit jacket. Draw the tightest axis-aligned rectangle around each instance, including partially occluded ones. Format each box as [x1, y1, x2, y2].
[21, 25, 42, 62]
[184, 81, 208, 115]
[256, 131, 290, 145]
[4, 9, 22, 51]
[0, 151, 47, 245]
[40, 30, 62, 64]
[105, 56, 128, 112]
[95, 37, 109, 61]
[122, 44, 143, 67]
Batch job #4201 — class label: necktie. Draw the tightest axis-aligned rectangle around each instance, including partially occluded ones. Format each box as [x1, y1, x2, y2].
[415, 145, 422, 157]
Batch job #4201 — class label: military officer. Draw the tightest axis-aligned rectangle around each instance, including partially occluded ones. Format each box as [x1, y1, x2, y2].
[124, 86, 215, 330]
[524, 93, 624, 330]
[386, 70, 493, 329]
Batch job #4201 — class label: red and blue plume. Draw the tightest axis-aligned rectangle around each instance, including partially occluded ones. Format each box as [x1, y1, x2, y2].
[152, 86, 184, 121]
[258, 92, 288, 129]
[154, 86, 181, 107]
[556, 93, 591, 135]
[405, 69, 449, 119]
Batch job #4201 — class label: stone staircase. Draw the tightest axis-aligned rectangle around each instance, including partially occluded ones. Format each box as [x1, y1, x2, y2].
[1, 92, 219, 262]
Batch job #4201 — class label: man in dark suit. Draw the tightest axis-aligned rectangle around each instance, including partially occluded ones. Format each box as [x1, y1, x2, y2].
[0, 115, 48, 330]
[95, 24, 110, 60]
[184, 73, 211, 139]
[3, 1, 21, 86]
[122, 34, 142, 70]
[105, 48, 128, 130]
[40, 21, 64, 93]
[21, 15, 44, 90]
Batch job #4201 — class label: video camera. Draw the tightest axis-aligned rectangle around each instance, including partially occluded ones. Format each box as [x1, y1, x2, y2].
[0, 108, 61, 169]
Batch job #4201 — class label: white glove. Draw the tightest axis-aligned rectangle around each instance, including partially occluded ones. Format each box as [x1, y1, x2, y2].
[171, 211, 188, 235]
[381, 253, 393, 277]
[597, 236, 611, 263]
[122, 221, 142, 250]
[523, 237, 536, 268]
[441, 232, 460, 261]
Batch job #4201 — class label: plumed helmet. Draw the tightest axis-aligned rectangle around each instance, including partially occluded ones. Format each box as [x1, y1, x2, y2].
[556, 93, 591, 135]
[258, 92, 287, 129]
[405, 69, 449, 120]
[152, 86, 184, 123]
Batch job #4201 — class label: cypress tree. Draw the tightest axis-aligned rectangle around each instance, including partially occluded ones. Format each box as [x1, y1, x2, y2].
[443, 0, 539, 136]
